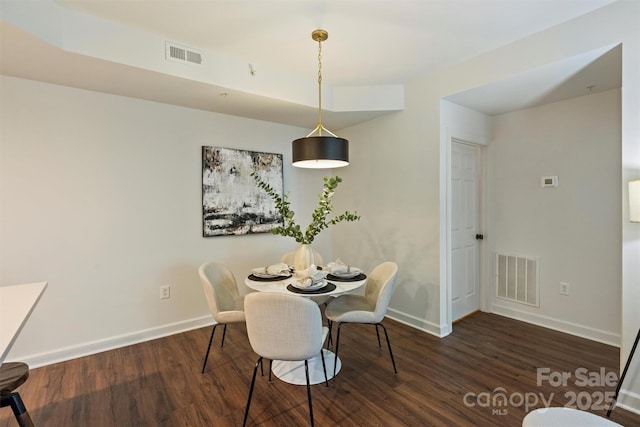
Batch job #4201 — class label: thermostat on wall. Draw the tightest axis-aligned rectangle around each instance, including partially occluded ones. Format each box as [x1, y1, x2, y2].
[541, 176, 558, 187]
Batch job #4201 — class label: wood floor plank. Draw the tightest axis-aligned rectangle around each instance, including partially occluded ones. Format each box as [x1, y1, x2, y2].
[1, 312, 639, 426]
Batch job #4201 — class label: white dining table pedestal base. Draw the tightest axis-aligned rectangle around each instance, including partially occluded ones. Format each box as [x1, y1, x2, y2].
[271, 349, 341, 385]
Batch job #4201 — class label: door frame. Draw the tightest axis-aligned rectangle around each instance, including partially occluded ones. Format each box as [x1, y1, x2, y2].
[441, 131, 490, 336]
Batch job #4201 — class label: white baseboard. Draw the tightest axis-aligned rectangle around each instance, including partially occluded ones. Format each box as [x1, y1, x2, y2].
[491, 303, 620, 347]
[386, 308, 445, 337]
[13, 315, 213, 369]
[616, 389, 640, 415]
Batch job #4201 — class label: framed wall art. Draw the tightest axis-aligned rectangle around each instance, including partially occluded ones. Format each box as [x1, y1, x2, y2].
[202, 146, 283, 237]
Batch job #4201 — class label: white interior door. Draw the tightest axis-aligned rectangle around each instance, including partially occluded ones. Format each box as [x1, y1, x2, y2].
[451, 141, 481, 321]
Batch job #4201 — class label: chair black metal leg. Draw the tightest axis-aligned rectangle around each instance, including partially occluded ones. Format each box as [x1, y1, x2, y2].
[319, 349, 329, 387]
[0, 393, 34, 427]
[201, 323, 221, 373]
[378, 322, 398, 374]
[327, 320, 333, 347]
[268, 359, 273, 382]
[305, 360, 314, 427]
[243, 356, 262, 427]
[374, 324, 382, 348]
[259, 358, 264, 377]
[220, 324, 228, 347]
[333, 323, 342, 377]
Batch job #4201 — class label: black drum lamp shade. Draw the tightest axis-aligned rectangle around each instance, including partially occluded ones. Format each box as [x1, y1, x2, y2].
[292, 136, 349, 168]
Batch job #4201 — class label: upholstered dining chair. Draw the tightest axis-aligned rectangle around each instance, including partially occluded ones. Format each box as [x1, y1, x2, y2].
[280, 250, 331, 306]
[325, 261, 399, 376]
[243, 292, 329, 427]
[522, 407, 622, 426]
[198, 262, 246, 374]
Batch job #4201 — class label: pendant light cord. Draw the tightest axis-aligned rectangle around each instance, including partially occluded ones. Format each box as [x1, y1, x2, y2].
[317, 37, 323, 135]
[305, 29, 337, 139]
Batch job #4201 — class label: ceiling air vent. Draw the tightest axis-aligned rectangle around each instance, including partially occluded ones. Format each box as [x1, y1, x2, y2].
[165, 41, 203, 65]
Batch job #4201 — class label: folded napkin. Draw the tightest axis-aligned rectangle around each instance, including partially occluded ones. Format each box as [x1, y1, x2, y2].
[326, 259, 352, 275]
[252, 262, 290, 276]
[294, 264, 325, 288]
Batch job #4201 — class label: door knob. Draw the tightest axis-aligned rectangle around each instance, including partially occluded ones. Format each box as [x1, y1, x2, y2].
[475, 234, 484, 240]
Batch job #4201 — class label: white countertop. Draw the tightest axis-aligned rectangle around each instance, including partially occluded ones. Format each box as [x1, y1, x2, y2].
[0, 282, 47, 364]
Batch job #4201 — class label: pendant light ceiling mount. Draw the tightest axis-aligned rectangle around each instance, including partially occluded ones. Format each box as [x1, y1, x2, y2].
[292, 29, 349, 169]
[311, 29, 328, 43]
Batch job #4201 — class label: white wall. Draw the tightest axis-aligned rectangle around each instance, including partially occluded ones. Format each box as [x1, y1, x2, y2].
[0, 75, 336, 366]
[440, 100, 492, 147]
[337, 0, 639, 411]
[489, 89, 621, 344]
[336, 101, 443, 334]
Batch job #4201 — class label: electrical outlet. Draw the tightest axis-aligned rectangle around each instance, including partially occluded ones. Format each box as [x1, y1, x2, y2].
[160, 285, 171, 300]
[559, 282, 569, 296]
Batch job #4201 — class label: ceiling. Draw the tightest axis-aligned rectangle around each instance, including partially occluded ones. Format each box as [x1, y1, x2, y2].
[0, 0, 621, 129]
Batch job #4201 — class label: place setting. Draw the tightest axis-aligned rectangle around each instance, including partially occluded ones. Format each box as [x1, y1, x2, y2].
[325, 259, 367, 282]
[248, 263, 292, 281]
[287, 264, 336, 294]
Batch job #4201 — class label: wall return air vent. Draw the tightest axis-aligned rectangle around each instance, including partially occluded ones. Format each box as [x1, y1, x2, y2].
[165, 41, 203, 65]
[495, 253, 539, 307]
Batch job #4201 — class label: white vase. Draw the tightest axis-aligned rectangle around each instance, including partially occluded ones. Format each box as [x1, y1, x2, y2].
[293, 244, 316, 272]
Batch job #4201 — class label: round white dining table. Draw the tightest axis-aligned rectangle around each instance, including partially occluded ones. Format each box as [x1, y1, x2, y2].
[244, 274, 366, 297]
[244, 272, 367, 385]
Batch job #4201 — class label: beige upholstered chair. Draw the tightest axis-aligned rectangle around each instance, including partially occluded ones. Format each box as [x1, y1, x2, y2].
[198, 262, 246, 374]
[243, 292, 329, 427]
[280, 250, 331, 306]
[325, 261, 399, 376]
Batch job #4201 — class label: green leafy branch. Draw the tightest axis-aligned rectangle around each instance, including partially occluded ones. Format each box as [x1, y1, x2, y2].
[251, 172, 360, 244]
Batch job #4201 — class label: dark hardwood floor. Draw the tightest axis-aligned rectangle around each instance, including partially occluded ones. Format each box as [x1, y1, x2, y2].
[2, 312, 639, 426]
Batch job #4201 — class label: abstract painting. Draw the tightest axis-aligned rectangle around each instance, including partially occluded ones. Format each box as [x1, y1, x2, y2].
[202, 146, 283, 237]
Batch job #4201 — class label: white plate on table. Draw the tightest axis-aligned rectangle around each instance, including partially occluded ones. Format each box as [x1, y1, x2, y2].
[251, 268, 291, 279]
[291, 279, 326, 290]
[330, 268, 361, 279]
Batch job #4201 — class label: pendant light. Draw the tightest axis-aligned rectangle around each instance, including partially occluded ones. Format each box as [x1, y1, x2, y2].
[292, 29, 349, 169]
